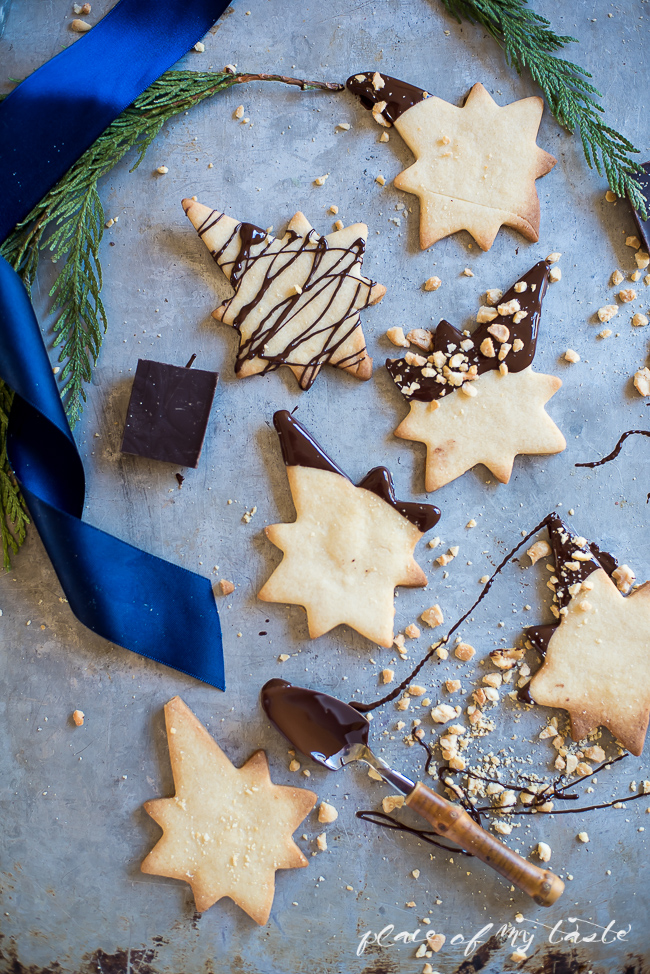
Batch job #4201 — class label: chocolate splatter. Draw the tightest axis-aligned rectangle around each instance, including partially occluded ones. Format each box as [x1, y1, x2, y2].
[575, 429, 650, 468]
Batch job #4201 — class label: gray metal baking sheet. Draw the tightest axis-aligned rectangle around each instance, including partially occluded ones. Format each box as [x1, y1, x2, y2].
[1, 0, 649, 971]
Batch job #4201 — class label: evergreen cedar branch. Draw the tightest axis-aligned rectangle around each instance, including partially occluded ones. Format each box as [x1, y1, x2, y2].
[0, 0, 647, 565]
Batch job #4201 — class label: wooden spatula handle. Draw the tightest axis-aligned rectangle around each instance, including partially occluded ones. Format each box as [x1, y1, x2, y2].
[405, 782, 564, 906]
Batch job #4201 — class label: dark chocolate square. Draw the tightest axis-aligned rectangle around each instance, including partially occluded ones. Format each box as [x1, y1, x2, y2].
[121, 359, 218, 468]
[632, 162, 650, 253]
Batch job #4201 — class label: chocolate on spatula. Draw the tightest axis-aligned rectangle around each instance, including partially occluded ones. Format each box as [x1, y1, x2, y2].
[121, 357, 218, 468]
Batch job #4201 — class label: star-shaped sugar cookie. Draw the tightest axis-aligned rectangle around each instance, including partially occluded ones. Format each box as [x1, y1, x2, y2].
[529, 568, 650, 756]
[141, 696, 317, 923]
[396, 366, 565, 490]
[258, 411, 440, 647]
[347, 74, 556, 251]
[387, 259, 565, 491]
[183, 198, 386, 389]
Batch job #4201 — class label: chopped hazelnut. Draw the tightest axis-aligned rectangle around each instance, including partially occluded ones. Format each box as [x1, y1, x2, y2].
[480, 337, 496, 357]
[424, 276, 442, 291]
[335, 122, 351, 131]
[462, 267, 474, 277]
[428, 933, 445, 953]
[584, 745, 606, 763]
[431, 703, 457, 724]
[497, 299, 521, 316]
[612, 564, 635, 594]
[314, 173, 330, 186]
[605, 190, 617, 202]
[635, 251, 650, 269]
[155, 166, 169, 174]
[278, 654, 290, 662]
[460, 383, 478, 398]
[381, 668, 395, 684]
[316, 833, 328, 851]
[626, 236, 641, 249]
[435, 646, 449, 660]
[372, 71, 385, 90]
[193, 41, 205, 52]
[564, 348, 580, 363]
[329, 205, 339, 214]
[485, 288, 503, 306]
[379, 131, 390, 143]
[549, 266, 562, 283]
[289, 759, 301, 772]
[487, 323, 510, 344]
[527, 539, 551, 564]
[72, 709, 85, 726]
[597, 304, 618, 322]
[632, 313, 648, 328]
[421, 605, 444, 628]
[218, 579, 235, 595]
[618, 288, 636, 303]
[406, 328, 434, 351]
[597, 329, 612, 338]
[375, 174, 386, 186]
[408, 684, 426, 696]
[234, 105, 245, 119]
[454, 642, 475, 662]
[476, 306, 498, 323]
[70, 18, 92, 31]
[577, 831, 589, 843]
[512, 337, 524, 352]
[445, 679, 461, 693]
[611, 269, 624, 286]
[386, 326, 410, 348]
[333, 220, 344, 232]
[536, 841, 551, 861]
[634, 367, 650, 397]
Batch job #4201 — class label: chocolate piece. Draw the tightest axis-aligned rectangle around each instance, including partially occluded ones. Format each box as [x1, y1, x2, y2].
[346, 72, 430, 124]
[272, 410, 441, 533]
[630, 162, 650, 253]
[121, 359, 218, 468]
[261, 678, 370, 761]
[387, 259, 550, 403]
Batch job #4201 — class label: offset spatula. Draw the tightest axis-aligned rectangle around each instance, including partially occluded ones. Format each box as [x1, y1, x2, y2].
[261, 678, 564, 907]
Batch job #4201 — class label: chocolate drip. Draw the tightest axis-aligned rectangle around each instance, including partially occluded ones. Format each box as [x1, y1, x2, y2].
[576, 429, 650, 469]
[387, 260, 550, 403]
[346, 72, 430, 124]
[273, 409, 347, 478]
[272, 410, 440, 533]
[519, 513, 619, 703]
[261, 678, 369, 760]
[205, 216, 375, 389]
[357, 466, 440, 533]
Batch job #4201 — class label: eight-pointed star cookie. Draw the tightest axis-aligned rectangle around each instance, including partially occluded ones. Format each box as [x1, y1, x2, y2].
[347, 73, 556, 251]
[387, 259, 566, 491]
[258, 411, 440, 647]
[141, 696, 317, 924]
[183, 198, 386, 389]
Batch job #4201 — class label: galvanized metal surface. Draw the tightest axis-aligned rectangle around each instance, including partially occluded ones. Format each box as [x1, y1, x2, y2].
[1, 0, 650, 971]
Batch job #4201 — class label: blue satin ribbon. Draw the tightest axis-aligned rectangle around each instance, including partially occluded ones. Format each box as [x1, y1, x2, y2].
[0, 0, 231, 687]
[0, 0, 232, 242]
[0, 257, 225, 689]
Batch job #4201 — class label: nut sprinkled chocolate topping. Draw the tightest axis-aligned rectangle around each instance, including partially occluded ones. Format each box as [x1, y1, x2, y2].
[387, 259, 551, 403]
[346, 72, 430, 124]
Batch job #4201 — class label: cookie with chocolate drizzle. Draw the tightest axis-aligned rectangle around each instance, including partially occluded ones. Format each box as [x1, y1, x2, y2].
[182, 199, 385, 390]
[387, 259, 566, 491]
[258, 411, 440, 647]
[347, 72, 556, 251]
[524, 514, 650, 756]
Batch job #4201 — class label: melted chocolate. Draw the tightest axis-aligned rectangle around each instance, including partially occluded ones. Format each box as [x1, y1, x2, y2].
[195, 210, 375, 390]
[576, 429, 650, 469]
[261, 678, 369, 761]
[357, 466, 440, 533]
[346, 72, 430, 124]
[387, 260, 550, 403]
[631, 161, 650, 252]
[519, 513, 619, 703]
[272, 410, 440, 533]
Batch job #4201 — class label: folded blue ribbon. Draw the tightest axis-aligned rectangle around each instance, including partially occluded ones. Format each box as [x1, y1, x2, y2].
[0, 0, 232, 241]
[0, 257, 225, 689]
[0, 0, 231, 688]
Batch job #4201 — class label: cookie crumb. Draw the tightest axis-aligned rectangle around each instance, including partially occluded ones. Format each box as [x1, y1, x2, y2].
[314, 174, 329, 186]
[421, 605, 444, 628]
[381, 668, 395, 684]
[386, 327, 410, 348]
[318, 801, 338, 823]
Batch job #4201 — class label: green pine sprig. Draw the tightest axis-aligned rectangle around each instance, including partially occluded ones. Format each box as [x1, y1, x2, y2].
[0, 69, 341, 568]
[440, 0, 648, 218]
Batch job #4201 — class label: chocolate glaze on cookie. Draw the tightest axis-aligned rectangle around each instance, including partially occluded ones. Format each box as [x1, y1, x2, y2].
[193, 209, 374, 390]
[346, 72, 430, 124]
[272, 410, 440, 533]
[519, 513, 619, 702]
[387, 259, 551, 403]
